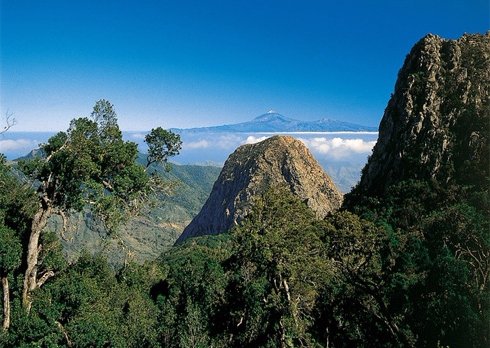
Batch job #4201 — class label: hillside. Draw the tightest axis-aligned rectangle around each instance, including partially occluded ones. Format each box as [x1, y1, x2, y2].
[47, 163, 221, 264]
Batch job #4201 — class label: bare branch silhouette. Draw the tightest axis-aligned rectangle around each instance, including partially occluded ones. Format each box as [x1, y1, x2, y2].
[1, 111, 17, 135]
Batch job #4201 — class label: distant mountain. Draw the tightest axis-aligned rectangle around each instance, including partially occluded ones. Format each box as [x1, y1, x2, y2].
[172, 111, 378, 133]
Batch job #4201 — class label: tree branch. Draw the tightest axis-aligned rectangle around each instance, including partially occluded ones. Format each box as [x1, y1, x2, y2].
[0, 111, 16, 135]
[45, 142, 68, 162]
[56, 321, 73, 347]
[36, 270, 55, 288]
[102, 180, 114, 192]
[57, 209, 69, 241]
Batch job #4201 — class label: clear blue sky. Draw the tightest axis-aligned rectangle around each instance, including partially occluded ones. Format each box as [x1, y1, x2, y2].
[1, 0, 488, 131]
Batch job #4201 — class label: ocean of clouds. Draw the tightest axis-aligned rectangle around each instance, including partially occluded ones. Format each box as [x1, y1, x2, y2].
[1, 132, 377, 167]
[0, 138, 38, 153]
[298, 137, 377, 159]
[176, 133, 378, 165]
[240, 135, 376, 159]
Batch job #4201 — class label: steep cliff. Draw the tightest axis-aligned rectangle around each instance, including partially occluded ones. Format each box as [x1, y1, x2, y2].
[177, 135, 343, 243]
[353, 32, 489, 196]
[341, 33, 490, 347]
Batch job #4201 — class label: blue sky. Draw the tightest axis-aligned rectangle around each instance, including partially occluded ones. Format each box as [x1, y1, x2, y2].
[1, 0, 488, 131]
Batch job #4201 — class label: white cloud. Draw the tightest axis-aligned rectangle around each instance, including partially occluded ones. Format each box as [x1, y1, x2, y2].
[331, 137, 376, 153]
[0, 138, 38, 152]
[177, 133, 377, 163]
[185, 139, 210, 149]
[243, 135, 269, 145]
[129, 132, 146, 140]
[299, 137, 376, 159]
[302, 137, 331, 154]
[215, 134, 243, 149]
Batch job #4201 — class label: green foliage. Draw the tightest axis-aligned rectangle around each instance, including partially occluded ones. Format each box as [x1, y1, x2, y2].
[1, 174, 487, 347]
[145, 127, 182, 168]
[18, 100, 180, 233]
[156, 235, 231, 347]
[4, 253, 161, 347]
[90, 99, 118, 133]
[225, 188, 331, 347]
[0, 225, 22, 276]
[343, 179, 489, 348]
[38, 230, 67, 273]
[316, 211, 417, 347]
[0, 159, 36, 237]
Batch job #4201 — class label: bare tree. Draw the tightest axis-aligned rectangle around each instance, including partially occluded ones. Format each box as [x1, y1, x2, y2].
[1, 111, 17, 135]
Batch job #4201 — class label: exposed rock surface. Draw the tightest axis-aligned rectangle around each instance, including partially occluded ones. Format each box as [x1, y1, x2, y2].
[354, 32, 490, 196]
[177, 135, 343, 243]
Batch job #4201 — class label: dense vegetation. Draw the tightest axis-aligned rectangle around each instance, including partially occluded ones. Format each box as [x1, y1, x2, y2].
[1, 100, 488, 347]
[1, 183, 488, 346]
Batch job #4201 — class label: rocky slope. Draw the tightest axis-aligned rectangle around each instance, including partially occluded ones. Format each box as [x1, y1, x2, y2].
[353, 32, 489, 196]
[177, 135, 343, 243]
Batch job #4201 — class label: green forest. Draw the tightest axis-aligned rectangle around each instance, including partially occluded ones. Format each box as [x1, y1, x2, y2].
[0, 99, 489, 348]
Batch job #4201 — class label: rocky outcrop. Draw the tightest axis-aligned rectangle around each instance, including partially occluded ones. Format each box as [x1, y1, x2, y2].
[354, 32, 490, 196]
[176, 136, 343, 243]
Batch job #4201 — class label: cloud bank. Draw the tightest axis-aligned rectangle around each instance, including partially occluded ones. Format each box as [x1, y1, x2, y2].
[239, 135, 377, 160]
[129, 132, 146, 140]
[298, 137, 376, 159]
[0, 138, 38, 153]
[243, 135, 268, 145]
[185, 139, 210, 149]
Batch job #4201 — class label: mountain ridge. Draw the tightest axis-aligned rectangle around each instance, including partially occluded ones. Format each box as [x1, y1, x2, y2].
[171, 111, 378, 133]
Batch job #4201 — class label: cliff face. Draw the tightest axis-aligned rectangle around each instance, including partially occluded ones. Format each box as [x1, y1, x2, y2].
[356, 32, 490, 196]
[177, 135, 343, 243]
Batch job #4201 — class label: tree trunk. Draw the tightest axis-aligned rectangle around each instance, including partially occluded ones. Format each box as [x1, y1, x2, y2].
[22, 205, 52, 311]
[279, 318, 287, 348]
[2, 276, 10, 331]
